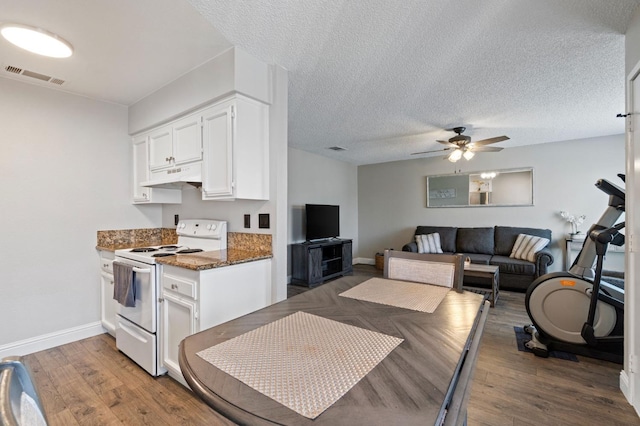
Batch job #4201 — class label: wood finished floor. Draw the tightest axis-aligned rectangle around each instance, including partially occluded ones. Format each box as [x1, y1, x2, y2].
[23, 265, 639, 425]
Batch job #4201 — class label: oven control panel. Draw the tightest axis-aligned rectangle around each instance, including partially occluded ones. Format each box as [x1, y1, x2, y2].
[176, 219, 227, 238]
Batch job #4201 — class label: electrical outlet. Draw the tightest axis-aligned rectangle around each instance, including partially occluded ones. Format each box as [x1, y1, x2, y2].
[244, 214, 251, 228]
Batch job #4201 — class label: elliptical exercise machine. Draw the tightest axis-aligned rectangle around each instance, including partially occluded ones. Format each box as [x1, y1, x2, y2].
[523, 176, 625, 363]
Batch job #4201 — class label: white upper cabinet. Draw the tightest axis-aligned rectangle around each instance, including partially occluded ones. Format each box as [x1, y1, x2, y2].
[201, 101, 234, 198]
[131, 94, 269, 203]
[201, 95, 269, 200]
[173, 115, 203, 165]
[131, 134, 181, 204]
[149, 116, 202, 171]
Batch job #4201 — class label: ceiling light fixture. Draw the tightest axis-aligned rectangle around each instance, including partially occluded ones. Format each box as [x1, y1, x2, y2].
[463, 150, 475, 160]
[1, 23, 73, 58]
[448, 149, 463, 162]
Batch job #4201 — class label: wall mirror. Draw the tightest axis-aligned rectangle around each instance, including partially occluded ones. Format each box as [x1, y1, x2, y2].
[426, 168, 533, 207]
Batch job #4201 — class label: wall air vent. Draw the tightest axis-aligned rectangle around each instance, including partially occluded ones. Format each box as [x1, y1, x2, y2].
[328, 146, 347, 151]
[3, 65, 65, 86]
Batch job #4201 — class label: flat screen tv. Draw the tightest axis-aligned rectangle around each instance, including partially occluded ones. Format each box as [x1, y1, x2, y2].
[305, 204, 340, 241]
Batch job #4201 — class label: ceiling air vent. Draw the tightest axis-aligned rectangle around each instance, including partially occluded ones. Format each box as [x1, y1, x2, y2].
[328, 146, 347, 151]
[5, 65, 22, 74]
[3, 65, 65, 86]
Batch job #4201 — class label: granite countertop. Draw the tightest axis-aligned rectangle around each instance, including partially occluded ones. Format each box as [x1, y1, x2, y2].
[96, 229, 272, 270]
[156, 248, 272, 271]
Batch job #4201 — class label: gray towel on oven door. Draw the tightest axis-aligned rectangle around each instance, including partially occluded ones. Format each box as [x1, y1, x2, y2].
[113, 261, 136, 307]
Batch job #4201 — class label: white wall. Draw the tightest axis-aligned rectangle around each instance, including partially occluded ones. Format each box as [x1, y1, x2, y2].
[161, 64, 289, 303]
[287, 148, 359, 277]
[357, 135, 625, 272]
[0, 78, 162, 349]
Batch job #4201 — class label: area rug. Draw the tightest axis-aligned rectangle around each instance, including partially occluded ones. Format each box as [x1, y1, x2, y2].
[197, 311, 403, 419]
[514, 326, 578, 362]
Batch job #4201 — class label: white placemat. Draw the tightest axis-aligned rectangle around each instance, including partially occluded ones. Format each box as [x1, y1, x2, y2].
[197, 311, 403, 419]
[339, 277, 450, 313]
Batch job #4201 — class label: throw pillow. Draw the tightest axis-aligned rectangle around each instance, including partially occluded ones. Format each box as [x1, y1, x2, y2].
[510, 234, 550, 262]
[415, 233, 444, 254]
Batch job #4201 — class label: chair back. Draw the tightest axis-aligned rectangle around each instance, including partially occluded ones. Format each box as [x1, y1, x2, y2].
[383, 250, 464, 291]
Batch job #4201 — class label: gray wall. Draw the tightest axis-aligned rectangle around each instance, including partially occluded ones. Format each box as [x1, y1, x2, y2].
[0, 78, 161, 347]
[357, 134, 625, 272]
[287, 148, 359, 278]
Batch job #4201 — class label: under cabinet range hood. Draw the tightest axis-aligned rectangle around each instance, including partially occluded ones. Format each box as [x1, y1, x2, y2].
[141, 162, 202, 189]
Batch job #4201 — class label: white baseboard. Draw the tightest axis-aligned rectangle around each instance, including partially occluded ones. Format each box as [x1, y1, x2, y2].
[621, 370, 631, 402]
[355, 257, 375, 265]
[0, 321, 105, 359]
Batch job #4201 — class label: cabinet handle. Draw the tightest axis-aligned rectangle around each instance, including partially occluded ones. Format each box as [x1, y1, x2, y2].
[110, 281, 114, 285]
[171, 284, 178, 290]
[158, 298, 164, 303]
[103, 263, 109, 267]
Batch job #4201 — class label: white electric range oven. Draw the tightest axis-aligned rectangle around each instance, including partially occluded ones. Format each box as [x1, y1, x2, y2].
[113, 219, 227, 376]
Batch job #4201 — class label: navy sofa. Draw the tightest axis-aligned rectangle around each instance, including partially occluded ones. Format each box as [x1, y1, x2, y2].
[402, 226, 554, 291]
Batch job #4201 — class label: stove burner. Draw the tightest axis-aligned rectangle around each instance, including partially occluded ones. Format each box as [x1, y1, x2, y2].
[152, 253, 176, 258]
[130, 247, 158, 253]
[177, 248, 204, 254]
[160, 245, 179, 250]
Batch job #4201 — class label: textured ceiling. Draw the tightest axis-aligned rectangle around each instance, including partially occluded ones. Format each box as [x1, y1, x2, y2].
[189, 0, 640, 165]
[2, 1, 639, 165]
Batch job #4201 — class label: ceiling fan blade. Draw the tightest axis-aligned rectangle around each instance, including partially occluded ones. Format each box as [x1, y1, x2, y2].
[411, 147, 451, 155]
[471, 136, 510, 146]
[436, 140, 458, 148]
[471, 146, 503, 152]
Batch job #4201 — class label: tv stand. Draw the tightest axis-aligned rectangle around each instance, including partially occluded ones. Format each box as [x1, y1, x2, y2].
[291, 239, 353, 287]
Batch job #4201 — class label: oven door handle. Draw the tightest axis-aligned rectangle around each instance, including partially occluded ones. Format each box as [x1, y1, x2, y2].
[132, 266, 152, 274]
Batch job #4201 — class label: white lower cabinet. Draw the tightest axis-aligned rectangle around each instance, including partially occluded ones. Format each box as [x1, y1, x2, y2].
[160, 260, 272, 384]
[161, 292, 196, 384]
[98, 250, 117, 336]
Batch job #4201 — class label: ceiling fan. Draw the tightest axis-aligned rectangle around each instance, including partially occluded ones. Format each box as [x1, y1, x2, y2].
[412, 126, 509, 162]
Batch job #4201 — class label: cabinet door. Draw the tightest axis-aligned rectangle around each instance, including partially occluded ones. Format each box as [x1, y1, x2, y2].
[308, 247, 323, 284]
[161, 292, 197, 377]
[149, 126, 173, 170]
[342, 241, 353, 272]
[100, 271, 117, 336]
[201, 102, 234, 198]
[132, 135, 150, 203]
[173, 115, 202, 165]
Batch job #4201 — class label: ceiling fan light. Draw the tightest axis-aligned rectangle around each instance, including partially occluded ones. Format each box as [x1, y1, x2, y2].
[1, 24, 73, 58]
[463, 150, 475, 160]
[448, 149, 463, 162]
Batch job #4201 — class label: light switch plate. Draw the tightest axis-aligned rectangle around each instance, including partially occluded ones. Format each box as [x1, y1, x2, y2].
[259, 213, 270, 229]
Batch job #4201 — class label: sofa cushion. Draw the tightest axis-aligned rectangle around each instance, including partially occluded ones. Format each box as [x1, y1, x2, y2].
[510, 234, 550, 262]
[415, 233, 444, 254]
[490, 255, 536, 275]
[415, 226, 457, 253]
[456, 227, 494, 254]
[495, 226, 552, 256]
